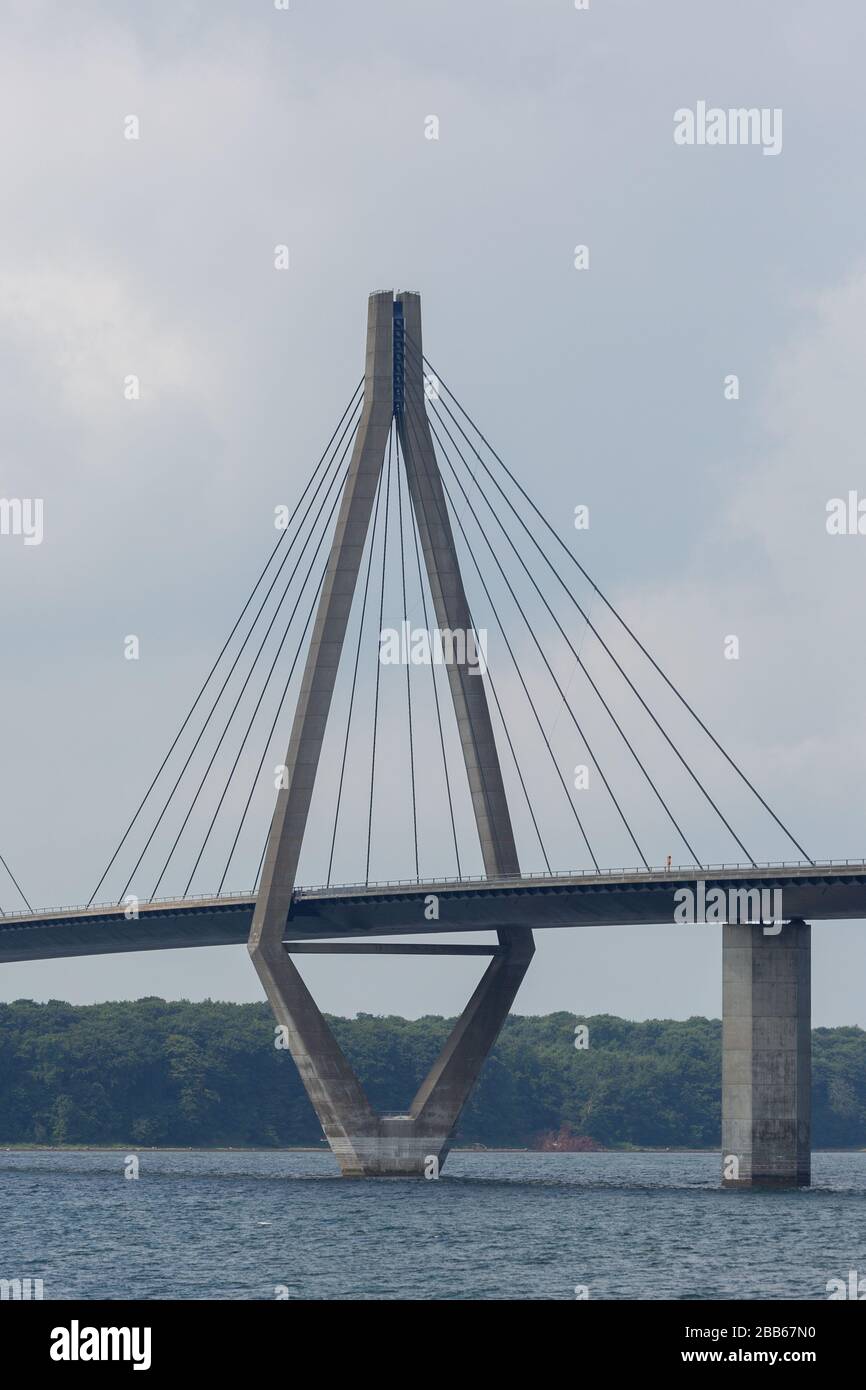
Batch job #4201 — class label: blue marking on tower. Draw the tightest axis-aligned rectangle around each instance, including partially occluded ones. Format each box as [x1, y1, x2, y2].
[392, 300, 405, 416]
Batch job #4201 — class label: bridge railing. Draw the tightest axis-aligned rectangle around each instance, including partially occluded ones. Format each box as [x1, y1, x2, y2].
[5, 858, 866, 921]
[296, 857, 866, 896]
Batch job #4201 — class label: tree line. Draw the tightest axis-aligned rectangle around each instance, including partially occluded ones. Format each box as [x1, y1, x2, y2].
[1, 999, 864, 1148]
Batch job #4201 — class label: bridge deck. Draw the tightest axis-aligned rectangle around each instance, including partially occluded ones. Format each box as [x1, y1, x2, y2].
[2, 862, 866, 963]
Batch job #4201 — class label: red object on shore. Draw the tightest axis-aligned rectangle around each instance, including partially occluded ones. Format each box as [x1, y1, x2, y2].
[532, 1126, 604, 1153]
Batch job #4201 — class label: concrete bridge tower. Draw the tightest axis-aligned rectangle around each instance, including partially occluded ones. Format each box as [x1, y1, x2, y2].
[247, 291, 534, 1176]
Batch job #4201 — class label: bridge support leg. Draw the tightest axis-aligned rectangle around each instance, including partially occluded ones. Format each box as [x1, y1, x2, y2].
[722, 919, 811, 1187]
[337, 930, 533, 1176]
[255, 926, 533, 1178]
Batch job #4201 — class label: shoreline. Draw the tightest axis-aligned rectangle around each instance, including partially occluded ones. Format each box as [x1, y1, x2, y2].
[3, 1144, 865, 1155]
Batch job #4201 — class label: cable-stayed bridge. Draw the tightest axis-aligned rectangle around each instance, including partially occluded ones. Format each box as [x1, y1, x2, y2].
[0, 291, 842, 1186]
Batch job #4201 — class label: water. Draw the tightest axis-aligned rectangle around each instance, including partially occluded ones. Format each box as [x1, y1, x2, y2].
[1, 1149, 864, 1300]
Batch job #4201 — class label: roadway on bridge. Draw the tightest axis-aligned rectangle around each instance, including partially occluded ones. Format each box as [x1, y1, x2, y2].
[2, 863, 866, 963]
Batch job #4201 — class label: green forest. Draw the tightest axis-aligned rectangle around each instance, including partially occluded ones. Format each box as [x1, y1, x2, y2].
[1, 999, 865, 1149]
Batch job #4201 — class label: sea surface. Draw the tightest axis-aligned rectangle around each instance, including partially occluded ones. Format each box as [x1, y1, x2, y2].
[1, 1149, 864, 1300]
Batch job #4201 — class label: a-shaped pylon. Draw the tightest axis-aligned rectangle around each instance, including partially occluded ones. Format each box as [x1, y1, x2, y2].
[248, 291, 533, 1176]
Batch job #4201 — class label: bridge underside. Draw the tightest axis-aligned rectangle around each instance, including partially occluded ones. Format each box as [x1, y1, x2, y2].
[2, 867, 865, 964]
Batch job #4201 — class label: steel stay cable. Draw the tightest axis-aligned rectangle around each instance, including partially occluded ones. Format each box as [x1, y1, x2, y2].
[365, 431, 393, 884]
[426, 380, 752, 865]
[228, 552, 333, 896]
[88, 380, 363, 906]
[428, 409, 649, 871]
[402, 396, 553, 873]
[0, 854, 32, 913]
[403, 335, 753, 865]
[325, 442, 388, 887]
[153, 448, 355, 899]
[248, 558, 331, 898]
[428, 398, 701, 867]
[402, 398, 556, 873]
[118, 401, 362, 903]
[412, 336, 809, 865]
[395, 429, 420, 880]
[405, 398, 599, 870]
[182, 458, 356, 897]
[405, 452, 464, 878]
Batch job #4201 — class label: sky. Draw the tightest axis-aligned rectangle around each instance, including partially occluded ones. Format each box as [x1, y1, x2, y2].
[1, 0, 866, 1026]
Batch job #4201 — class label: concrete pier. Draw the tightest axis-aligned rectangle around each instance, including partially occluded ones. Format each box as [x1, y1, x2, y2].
[722, 919, 811, 1186]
